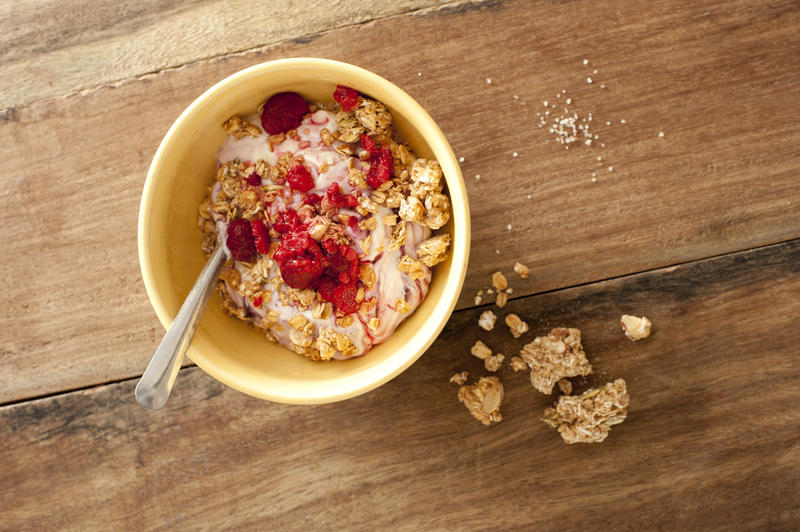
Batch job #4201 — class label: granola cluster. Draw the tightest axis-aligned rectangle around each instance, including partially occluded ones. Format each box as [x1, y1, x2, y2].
[198, 86, 453, 361]
[457, 376, 504, 426]
[451, 264, 645, 445]
[520, 328, 593, 394]
[542, 379, 629, 444]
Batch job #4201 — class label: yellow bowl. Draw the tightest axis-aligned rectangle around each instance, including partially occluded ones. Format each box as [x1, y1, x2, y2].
[138, 58, 469, 404]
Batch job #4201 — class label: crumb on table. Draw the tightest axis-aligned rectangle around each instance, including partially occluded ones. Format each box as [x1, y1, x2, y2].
[520, 327, 592, 394]
[542, 378, 629, 444]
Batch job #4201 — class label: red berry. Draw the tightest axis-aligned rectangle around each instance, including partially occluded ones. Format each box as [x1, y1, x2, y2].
[303, 193, 322, 206]
[360, 133, 376, 154]
[286, 164, 315, 192]
[273, 209, 301, 234]
[333, 85, 360, 112]
[250, 219, 270, 254]
[366, 145, 394, 189]
[317, 276, 337, 302]
[260, 92, 310, 135]
[326, 183, 358, 208]
[280, 257, 323, 289]
[253, 295, 263, 307]
[245, 171, 261, 186]
[226, 218, 256, 262]
[331, 281, 359, 314]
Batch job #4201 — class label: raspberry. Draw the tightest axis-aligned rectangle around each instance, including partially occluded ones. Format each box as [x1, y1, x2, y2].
[286, 164, 315, 192]
[245, 171, 261, 186]
[273, 209, 301, 234]
[226, 218, 256, 262]
[333, 85, 360, 112]
[360, 133, 376, 154]
[250, 219, 270, 254]
[252, 295, 263, 307]
[302, 193, 322, 206]
[260, 92, 310, 135]
[366, 145, 394, 189]
[280, 257, 323, 289]
[331, 281, 359, 314]
[326, 183, 358, 208]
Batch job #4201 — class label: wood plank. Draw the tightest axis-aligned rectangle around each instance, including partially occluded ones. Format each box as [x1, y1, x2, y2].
[2, 241, 798, 529]
[2, 0, 800, 402]
[0, 0, 454, 109]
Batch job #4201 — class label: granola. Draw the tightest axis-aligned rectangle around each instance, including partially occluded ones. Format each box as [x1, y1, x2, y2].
[478, 310, 497, 331]
[620, 314, 652, 341]
[513, 262, 530, 279]
[505, 313, 529, 338]
[458, 376, 504, 426]
[542, 379, 629, 444]
[470, 340, 492, 360]
[449, 371, 469, 385]
[484, 353, 505, 372]
[199, 86, 453, 361]
[520, 328, 592, 394]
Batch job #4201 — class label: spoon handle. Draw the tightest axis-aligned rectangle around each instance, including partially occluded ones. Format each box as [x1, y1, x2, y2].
[135, 244, 227, 409]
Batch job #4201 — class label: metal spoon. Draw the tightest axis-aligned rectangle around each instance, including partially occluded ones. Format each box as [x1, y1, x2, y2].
[135, 243, 227, 409]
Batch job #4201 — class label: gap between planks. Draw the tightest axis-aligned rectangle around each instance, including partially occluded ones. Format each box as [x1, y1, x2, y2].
[2, 235, 794, 410]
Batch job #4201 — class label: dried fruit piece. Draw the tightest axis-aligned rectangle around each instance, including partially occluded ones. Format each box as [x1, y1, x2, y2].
[543, 379, 629, 444]
[520, 327, 592, 394]
[245, 170, 262, 186]
[360, 133, 376, 154]
[250, 219, 270, 254]
[457, 376, 504, 426]
[620, 314, 652, 341]
[286, 164, 315, 192]
[226, 218, 256, 262]
[252, 295, 263, 307]
[260, 92, 310, 134]
[366, 145, 394, 189]
[333, 85, 360, 111]
[326, 182, 358, 208]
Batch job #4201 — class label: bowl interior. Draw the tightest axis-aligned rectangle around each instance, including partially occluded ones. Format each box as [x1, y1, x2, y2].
[139, 59, 468, 404]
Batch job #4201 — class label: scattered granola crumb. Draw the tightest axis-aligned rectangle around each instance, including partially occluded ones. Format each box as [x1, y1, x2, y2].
[459, 156, 465, 162]
[658, 131, 665, 138]
[505, 313, 529, 338]
[542, 379, 629, 444]
[474, 295, 483, 305]
[495, 291, 508, 308]
[492, 271, 508, 291]
[557, 378, 573, 395]
[510, 356, 528, 372]
[475, 174, 481, 180]
[582, 59, 589, 65]
[470, 340, 492, 360]
[486, 77, 493, 85]
[417, 72, 423, 77]
[478, 310, 497, 331]
[450, 371, 469, 385]
[458, 376, 504, 426]
[506, 224, 512, 231]
[513, 262, 530, 279]
[520, 327, 592, 394]
[485, 353, 505, 372]
[620, 315, 652, 341]
[495, 249, 501, 255]
[512, 151, 519, 158]
[586, 77, 593, 84]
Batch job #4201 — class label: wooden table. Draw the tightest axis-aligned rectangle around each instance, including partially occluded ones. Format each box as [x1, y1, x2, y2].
[2, 0, 799, 528]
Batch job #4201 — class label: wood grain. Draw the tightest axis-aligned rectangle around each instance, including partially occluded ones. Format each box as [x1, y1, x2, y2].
[0, 0, 454, 109]
[2, 241, 798, 530]
[2, 0, 800, 403]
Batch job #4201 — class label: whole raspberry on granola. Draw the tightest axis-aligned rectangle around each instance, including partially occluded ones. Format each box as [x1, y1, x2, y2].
[286, 164, 315, 192]
[334, 85, 360, 111]
[318, 278, 359, 315]
[250, 219, 270, 254]
[226, 218, 257, 262]
[260, 92, 310, 134]
[274, 230, 325, 289]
